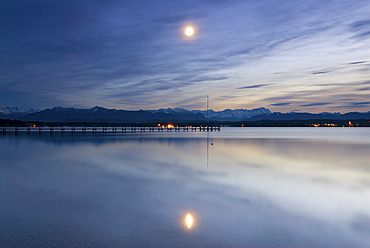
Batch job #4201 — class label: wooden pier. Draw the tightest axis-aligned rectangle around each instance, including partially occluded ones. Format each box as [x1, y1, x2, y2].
[1, 126, 221, 135]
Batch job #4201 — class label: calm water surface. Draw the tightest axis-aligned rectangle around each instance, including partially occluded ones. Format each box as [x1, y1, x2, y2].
[1, 127, 370, 247]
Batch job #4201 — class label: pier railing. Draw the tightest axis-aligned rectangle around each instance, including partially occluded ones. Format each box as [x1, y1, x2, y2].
[1, 126, 221, 134]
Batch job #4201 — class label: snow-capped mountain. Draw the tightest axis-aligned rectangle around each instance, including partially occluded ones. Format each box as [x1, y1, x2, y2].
[148, 108, 191, 114]
[2, 106, 270, 122]
[151, 107, 271, 121]
[17, 106, 206, 122]
[193, 107, 271, 121]
[318, 112, 342, 116]
[0, 107, 41, 119]
[2, 106, 370, 123]
[0, 107, 39, 114]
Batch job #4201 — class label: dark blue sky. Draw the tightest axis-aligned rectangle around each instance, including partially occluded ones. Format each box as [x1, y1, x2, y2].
[1, 0, 370, 112]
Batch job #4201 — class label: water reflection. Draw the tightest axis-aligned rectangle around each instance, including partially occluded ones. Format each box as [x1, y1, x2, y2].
[1, 128, 370, 247]
[185, 213, 194, 229]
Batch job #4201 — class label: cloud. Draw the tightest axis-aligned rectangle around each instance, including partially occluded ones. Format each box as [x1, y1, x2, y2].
[215, 95, 238, 101]
[356, 87, 370, 91]
[349, 19, 370, 39]
[299, 102, 331, 107]
[270, 102, 291, 106]
[350, 20, 370, 31]
[350, 101, 370, 106]
[155, 13, 194, 24]
[188, 76, 228, 83]
[237, 84, 270, 89]
[359, 80, 370, 85]
[263, 94, 301, 102]
[353, 31, 370, 39]
[333, 101, 370, 110]
[312, 71, 331, 75]
[349, 61, 367, 65]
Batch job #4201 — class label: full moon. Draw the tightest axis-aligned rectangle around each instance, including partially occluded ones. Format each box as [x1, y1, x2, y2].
[184, 26, 194, 37]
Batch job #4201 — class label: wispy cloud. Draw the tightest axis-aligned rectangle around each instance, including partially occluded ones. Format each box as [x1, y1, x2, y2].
[271, 102, 291, 106]
[350, 101, 370, 106]
[215, 95, 238, 101]
[312, 70, 331, 75]
[349, 61, 367, 65]
[300, 102, 331, 107]
[357, 87, 370, 91]
[350, 20, 370, 31]
[349, 19, 370, 39]
[237, 84, 270, 89]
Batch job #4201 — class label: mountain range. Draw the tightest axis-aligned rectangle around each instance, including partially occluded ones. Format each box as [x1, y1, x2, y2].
[0, 106, 369, 123]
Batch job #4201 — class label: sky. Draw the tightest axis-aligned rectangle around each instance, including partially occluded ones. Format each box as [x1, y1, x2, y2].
[1, 0, 370, 113]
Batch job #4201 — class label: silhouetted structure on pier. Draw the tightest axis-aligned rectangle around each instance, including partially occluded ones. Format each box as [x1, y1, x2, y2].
[1, 126, 221, 135]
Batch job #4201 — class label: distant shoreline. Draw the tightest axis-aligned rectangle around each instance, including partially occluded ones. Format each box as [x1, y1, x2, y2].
[1, 118, 369, 127]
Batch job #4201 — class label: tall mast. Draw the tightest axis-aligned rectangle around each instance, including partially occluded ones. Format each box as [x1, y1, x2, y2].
[207, 95, 209, 125]
[207, 95, 209, 167]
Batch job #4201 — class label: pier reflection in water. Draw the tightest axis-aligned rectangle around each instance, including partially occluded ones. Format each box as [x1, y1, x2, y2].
[1, 128, 370, 247]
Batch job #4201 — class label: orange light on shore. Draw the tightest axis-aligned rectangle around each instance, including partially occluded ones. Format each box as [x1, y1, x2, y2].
[167, 124, 174, 128]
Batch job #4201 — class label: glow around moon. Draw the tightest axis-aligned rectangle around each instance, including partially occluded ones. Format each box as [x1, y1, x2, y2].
[184, 26, 195, 37]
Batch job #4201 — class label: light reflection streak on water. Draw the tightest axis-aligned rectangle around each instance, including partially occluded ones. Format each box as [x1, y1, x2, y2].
[185, 213, 194, 229]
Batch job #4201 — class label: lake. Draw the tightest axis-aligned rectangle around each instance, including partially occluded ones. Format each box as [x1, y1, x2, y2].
[1, 127, 370, 247]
